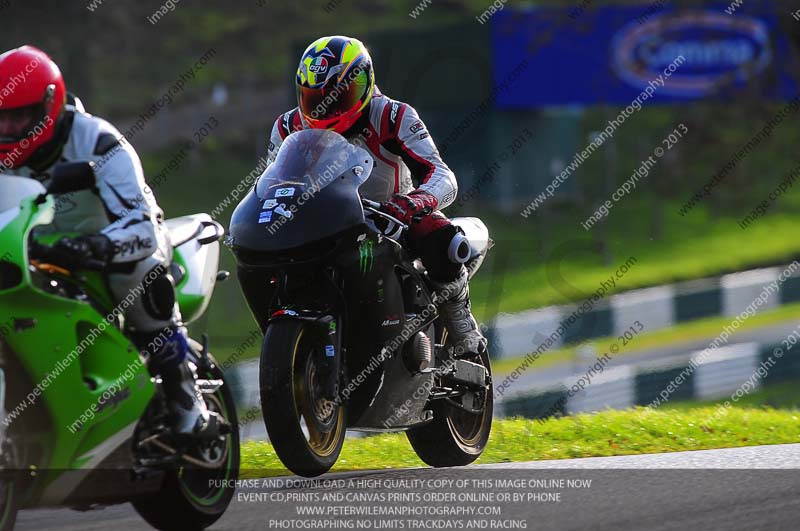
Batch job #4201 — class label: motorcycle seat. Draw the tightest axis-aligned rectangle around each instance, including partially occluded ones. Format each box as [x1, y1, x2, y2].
[164, 214, 224, 248]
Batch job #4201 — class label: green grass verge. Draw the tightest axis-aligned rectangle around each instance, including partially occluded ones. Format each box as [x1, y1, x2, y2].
[240, 406, 800, 478]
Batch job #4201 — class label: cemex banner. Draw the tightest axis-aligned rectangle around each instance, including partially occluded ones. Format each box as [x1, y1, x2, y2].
[491, 3, 799, 107]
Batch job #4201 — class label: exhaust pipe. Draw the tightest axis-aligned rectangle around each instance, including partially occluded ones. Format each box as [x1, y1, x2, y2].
[447, 232, 472, 264]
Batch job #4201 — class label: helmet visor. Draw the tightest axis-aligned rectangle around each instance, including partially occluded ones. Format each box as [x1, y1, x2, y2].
[298, 67, 369, 125]
[0, 103, 43, 143]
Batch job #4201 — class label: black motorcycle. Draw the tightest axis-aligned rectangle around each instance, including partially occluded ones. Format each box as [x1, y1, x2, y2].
[228, 129, 493, 477]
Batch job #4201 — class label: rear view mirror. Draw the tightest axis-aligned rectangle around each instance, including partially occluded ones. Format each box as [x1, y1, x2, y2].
[47, 162, 96, 195]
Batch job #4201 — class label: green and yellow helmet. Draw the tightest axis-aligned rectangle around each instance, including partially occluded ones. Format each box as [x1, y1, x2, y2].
[296, 36, 376, 134]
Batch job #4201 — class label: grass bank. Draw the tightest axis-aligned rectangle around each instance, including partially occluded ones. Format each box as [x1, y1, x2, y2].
[240, 406, 800, 478]
[470, 197, 800, 320]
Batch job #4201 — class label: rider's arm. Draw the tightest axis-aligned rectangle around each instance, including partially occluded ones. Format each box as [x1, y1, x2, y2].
[91, 125, 163, 264]
[267, 109, 303, 167]
[266, 119, 284, 167]
[385, 103, 458, 210]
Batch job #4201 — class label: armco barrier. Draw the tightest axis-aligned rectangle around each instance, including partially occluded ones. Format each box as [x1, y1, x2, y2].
[694, 344, 759, 401]
[566, 366, 635, 415]
[561, 305, 613, 345]
[634, 364, 695, 406]
[761, 343, 800, 384]
[721, 268, 780, 317]
[491, 264, 797, 359]
[611, 285, 674, 337]
[498, 340, 800, 419]
[674, 279, 722, 323]
[503, 389, 568, 419]
[780, 275, 800, 304]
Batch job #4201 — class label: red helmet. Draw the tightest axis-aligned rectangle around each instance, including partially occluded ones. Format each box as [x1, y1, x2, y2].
[0, 46, 66, 169]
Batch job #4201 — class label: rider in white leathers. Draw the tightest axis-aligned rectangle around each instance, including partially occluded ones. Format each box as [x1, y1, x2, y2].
[265, 36, 486, 356]
[0, 45, 221, 438]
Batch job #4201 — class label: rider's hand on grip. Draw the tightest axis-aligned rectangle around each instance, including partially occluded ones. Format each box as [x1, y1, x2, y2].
[45, 234, 113, 271]
[379, 190, 438, 225]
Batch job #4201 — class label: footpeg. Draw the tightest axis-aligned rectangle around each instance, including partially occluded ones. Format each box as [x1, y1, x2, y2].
[444, 359, 488, 388]
[196, 379, 223, 394]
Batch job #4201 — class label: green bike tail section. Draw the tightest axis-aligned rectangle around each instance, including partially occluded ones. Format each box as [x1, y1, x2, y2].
[0, 196, 154, 503]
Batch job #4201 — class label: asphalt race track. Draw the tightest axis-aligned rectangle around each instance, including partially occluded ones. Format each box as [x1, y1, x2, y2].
[17, 444, 800, 531]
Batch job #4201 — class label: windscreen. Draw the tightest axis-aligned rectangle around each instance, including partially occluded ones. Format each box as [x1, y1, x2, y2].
[0, 175, 45, 213]
[255, 129, 371, 199]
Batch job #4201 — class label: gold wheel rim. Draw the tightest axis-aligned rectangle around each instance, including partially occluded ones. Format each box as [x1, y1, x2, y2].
[291, 330, 344, 458]
[441, 329, 491, 447]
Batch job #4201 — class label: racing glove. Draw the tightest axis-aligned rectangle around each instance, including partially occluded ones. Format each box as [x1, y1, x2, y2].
[379, 190, 438, 225]
[45, 234, 114, 271]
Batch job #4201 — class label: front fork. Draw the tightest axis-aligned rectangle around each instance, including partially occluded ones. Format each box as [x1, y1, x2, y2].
[270, 312, 343, 401]
[316, 314, 342, 400]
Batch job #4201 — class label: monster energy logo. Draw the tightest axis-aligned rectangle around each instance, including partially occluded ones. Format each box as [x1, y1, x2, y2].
[359, 240, 374, 274]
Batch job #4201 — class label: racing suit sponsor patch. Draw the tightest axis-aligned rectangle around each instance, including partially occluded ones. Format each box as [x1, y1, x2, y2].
[114, 236, 154, 257]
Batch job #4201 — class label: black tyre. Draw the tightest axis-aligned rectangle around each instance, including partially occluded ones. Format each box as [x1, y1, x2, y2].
[0, 476, 17, 531]
[406, 330, 493, 467]
[260, 320, 346, 477]
[0, 344, 19, 531]
[133, 356, 239, 531]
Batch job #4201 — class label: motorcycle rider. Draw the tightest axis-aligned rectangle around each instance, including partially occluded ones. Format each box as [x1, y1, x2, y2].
[265, 35, 486, 356]
[0, 45, 222, 438]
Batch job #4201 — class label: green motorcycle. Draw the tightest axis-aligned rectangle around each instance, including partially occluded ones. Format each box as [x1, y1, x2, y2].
[0, 164, 239, 530]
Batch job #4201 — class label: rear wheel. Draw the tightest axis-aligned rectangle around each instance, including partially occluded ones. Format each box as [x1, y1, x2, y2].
[0, 345, 18, 531]
[0, 472, 17, 531]
[260, 320, 345, 477]
[406, 329, 493, 467]
[133, 355, 239, 531]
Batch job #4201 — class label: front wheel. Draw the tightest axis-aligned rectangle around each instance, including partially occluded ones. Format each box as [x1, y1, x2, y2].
[406, 329, 493, 467]
[260, 320, 346, 477]
[133, 354, 239, 531]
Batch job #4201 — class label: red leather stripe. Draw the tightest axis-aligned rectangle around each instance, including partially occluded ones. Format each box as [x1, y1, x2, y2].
[399, 140, 436, 185]
[379, 103, 391, 143]
[291, 110, 303, 131]
[393, 104, 408, 135]
[277, 114, 289, 140]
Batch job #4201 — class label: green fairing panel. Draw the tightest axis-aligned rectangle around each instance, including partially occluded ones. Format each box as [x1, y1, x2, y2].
[0, 195, 153, 501]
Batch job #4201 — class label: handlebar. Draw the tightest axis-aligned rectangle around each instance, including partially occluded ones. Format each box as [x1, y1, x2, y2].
[360, 198, 408, 237]
[28, 241, 105, 273]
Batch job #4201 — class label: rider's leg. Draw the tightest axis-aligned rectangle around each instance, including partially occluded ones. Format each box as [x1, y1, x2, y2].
[107, 242, 223, 438]
[409, 212, 486, 356]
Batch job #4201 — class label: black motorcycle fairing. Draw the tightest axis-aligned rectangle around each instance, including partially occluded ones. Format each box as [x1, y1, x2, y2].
[229, 129, 491, 435]
[334, 232, 409, 344]
[229, 129, 374, 256]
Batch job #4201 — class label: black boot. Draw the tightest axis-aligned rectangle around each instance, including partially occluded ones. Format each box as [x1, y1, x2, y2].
[431, 266, 487, 357]
[154, 331, 226, 440]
